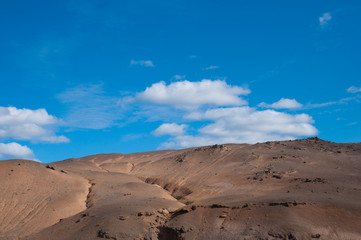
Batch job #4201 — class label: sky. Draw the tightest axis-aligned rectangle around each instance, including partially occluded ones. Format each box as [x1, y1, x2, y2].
[0, 0, 360, 163]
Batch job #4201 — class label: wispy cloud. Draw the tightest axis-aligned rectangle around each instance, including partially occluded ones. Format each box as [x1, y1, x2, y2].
[57, 84, 125, 129]
[204, 65, 219, 70]
[121, 133, 144, 142]
[347, 122, 358, 126]
[130, 60, 154, 67]
[173, 75, 186, 80]
[305, 96, 361, 109]
[189, 55, 197, 59]
[319, 12, 332, 26]
[347, 86, 361, 93]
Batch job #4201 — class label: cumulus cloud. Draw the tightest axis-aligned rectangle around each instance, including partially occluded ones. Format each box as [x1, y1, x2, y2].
[195, 107, 316, 137]
[204, 65, 219, 70]
[258, 98, 303, 110]
[319, 12, 332, 26]
[0, 142, 35, 159]
[57, 80, 319, 151]
[162, 107, 317, 149]
[136, 80, 250, 108]
[0, 107, 69, 143]
[153, 123, 187, 136]
[347, 86, 361, 93]
[133, 79, 318, 149]
[130, 60, 154, 67]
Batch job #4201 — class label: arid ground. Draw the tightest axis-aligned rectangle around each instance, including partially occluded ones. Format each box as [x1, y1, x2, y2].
[1, 137, 361, 240]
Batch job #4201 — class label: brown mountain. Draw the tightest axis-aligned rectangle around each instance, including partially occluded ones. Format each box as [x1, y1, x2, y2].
[1, 137, 361, 240]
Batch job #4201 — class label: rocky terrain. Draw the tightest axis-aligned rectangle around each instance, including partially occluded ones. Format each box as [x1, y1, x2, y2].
[1, 137, 361, 240]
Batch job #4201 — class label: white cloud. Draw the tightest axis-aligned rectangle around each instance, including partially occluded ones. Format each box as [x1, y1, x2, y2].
[136, 80, 250, 108]
[153, 123, 187, 136]
[196, 108, 316, 137]
[162, 107, 317, 149]
[319, 12, 332, 26]
[204, 65, 219, 70]
[173, 74, 186, 80]
[0, 107, 57, 125]
[134, 80, 318, 149]
[0, 142, 35, 159]
[0, 107, 69, 143]
[347, 86, 361, 93]
[189, 55, 197, 59]
[130, 60, 154, 67]
[258, 98, 303, 110]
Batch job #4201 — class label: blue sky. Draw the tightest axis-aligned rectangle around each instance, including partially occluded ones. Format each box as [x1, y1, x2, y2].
[0, 0, 360, 162]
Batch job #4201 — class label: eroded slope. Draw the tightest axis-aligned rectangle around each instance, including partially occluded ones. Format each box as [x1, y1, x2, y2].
[0, 160, 89, 239]
[1, 138, 361, 239]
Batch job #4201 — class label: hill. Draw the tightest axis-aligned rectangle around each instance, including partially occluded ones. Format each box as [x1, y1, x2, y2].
[1, 138, 361, 239]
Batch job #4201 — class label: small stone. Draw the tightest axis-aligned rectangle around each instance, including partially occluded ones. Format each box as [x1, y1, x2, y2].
[159, 209, 169, 215]
[272, 174, 282, 179]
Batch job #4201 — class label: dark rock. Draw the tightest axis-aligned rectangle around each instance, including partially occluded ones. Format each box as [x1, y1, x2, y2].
[272, 174, 282, 179]
[45, 165, 55, 170]
[210, 204, 229, 208]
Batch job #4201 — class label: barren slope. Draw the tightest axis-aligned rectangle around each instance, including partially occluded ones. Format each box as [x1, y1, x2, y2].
[0, 160, 89, 239]
[1, 138, 361, 239]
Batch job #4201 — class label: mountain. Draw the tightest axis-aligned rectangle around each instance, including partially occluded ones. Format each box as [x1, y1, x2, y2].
[1, 138, 361, 240]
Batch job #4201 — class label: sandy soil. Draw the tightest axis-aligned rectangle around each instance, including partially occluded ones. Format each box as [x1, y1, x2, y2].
[1, 137, 361, 239]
